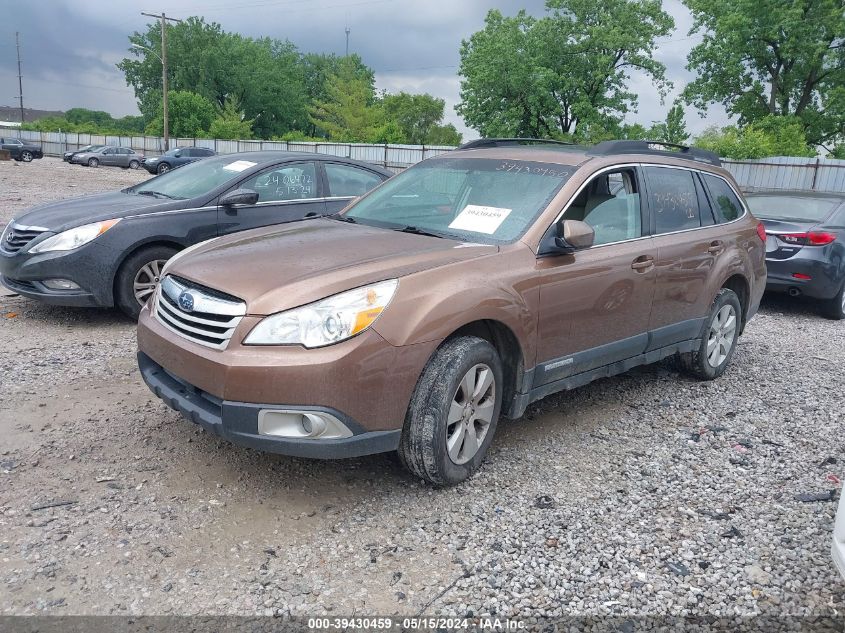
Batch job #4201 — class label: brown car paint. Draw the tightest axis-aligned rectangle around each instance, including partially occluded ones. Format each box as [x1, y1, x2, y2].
[137, 144, 766, 442]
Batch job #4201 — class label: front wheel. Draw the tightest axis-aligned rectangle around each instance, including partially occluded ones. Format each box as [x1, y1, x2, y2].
[821, 282, 845, 320]
[88, 158, 99, 168]
[20, 151, 33, 162]
[114, 245, 178, 319]
[398, 336, 503, 486]
[679, 288, 742, 380]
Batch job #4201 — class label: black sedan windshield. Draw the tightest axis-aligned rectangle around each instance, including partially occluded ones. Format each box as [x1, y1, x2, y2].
[127, 155, 260, 200]
[344, 157, 574, 243]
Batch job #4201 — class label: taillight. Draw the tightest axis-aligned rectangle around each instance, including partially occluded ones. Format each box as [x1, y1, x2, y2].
[756, 223, 766, 242]
[775, 231, 836, 246]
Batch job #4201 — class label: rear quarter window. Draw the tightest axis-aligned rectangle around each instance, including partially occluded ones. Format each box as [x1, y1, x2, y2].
[702, 174, 744, 223]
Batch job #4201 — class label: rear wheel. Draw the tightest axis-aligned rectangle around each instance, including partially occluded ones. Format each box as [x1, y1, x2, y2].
[679, 288, 742, 380]
[821, 282, 845, 320]
[114, 245, 178, 320]
[157, 162, 171, 174]
[129, 159, 140, 170]
[20, 151, 33, 162]
[398, 336, 503, 486]
[88, 157, 99, 168]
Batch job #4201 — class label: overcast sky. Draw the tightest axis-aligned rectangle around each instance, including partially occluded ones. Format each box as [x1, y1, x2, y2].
[0, 0, 729, 139]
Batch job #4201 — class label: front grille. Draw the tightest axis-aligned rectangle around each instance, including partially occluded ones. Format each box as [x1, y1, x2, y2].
[154, 275, 246, 350]
[1, 224, 47, 254]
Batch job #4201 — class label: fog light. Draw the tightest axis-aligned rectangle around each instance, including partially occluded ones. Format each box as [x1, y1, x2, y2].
[42, 279, 80, 290]
[257, 410, 352, 440]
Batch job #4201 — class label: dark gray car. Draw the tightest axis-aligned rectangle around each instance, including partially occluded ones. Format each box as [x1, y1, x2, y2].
[71, 146, 145, 169]
[143, 147, 216, 174]
[747, 190, 845, 319]
[0, 151, 392, 318]
[0, 137, 43, 162]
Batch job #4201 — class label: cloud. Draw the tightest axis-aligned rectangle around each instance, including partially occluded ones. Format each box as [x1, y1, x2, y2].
[0, 0, 730, 135]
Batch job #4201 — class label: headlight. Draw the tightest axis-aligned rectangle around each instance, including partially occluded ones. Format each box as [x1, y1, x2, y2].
[244, 279, 398, 348]
[29, 219, 120, 253]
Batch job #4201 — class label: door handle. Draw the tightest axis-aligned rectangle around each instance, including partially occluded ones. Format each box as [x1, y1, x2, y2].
[631, 255, 654, 272]
[708, 240, 724, 255]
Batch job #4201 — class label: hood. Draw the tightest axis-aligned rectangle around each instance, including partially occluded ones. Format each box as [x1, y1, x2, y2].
[13, 191, 186, 232]
[168, 218, 498, 315]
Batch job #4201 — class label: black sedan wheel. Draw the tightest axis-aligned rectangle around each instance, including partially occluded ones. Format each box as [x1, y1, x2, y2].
[88, 158, 99, 168]
[157, 163, 171, 174]
[115, 245, 178, 319]
[822, 283, 845, 320]
[20, 151, 33, 162]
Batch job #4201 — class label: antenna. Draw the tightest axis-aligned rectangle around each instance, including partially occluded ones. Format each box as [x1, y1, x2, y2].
[345, 24, 351, 56]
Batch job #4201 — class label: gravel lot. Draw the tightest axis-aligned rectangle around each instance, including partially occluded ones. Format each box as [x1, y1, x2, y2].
[1, 157, 844, 622]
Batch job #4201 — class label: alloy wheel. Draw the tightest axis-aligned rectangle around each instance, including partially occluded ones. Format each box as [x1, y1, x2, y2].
[446, 363, 496, 465]
[158, 163, 170, 174]
[21, 151, 32, 162]
[133, 259, 167, 306]
[706, 304, 737, 368]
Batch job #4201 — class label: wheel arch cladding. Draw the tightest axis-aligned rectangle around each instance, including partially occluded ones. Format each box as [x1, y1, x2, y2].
[447, 319, 524, 419]
[720, 273, 749, 330]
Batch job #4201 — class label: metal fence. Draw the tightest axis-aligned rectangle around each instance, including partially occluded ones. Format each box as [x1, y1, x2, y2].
[1, 128, 454, 172]
[721, 156, 845, 194]
[3, 127, 845, 193]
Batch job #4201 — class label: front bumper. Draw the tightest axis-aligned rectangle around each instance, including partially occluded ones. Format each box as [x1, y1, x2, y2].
[0, 242, 118, 307]
[142, 162, 160, 174]
[765, 254, 843, 300]
[138, 351, 401, 459]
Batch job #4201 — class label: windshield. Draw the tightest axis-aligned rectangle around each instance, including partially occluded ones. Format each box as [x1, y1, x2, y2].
[126, 155, 259, 200]
[344, 157, 574, 243]
[747, 195, 840, 222]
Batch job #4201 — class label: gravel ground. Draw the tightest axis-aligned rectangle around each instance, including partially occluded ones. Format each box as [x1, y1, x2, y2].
[1, 157, 844, 623]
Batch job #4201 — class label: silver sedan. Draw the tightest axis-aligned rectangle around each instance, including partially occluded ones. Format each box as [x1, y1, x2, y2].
[71, 146, 145, 169]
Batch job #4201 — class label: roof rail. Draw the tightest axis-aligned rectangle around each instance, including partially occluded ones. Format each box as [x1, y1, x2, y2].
[457, 138, 576, 150]
[589, 140, 721, 166]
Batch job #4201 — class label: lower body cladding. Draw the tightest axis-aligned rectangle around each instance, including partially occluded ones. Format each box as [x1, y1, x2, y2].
[136, 308, 438, 459]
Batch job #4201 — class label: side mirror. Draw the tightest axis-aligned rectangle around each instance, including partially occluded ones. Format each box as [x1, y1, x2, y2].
[173, 150, 182, 157]
[220, 189, 259, 207]
[554, 219, 595, 252]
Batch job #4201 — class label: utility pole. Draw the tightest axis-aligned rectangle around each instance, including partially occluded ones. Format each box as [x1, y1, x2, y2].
[15, 32, 24, 123]
[140, 12, 182, 151]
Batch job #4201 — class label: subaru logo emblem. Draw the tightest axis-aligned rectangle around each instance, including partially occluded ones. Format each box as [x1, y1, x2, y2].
[178, 291, 195, 312]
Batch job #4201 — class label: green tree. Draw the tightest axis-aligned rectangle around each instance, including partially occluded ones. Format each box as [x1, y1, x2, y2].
[457, 0, 674, 138]
[382, 92, 445, 144]
[301, 53, 375, 136]
[425, 123, 463, 146]
[694, 117, 815, 159]
[145, 91, 216, 138]
[308, 58, 383, 142]
[648, 101, 690, 144]
[209, 97, 254, 140]
[683, 0, 845, 147]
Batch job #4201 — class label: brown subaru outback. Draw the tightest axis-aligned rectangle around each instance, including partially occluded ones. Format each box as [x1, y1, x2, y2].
[137, 139, 766, 485]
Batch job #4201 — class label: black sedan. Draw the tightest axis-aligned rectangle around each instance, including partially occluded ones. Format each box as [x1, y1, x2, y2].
[143, 147, 216, 174]
[63, 144, 105, 162]
[0, 137, 43, 162]
[747, 191, 845, 319]
[0, 152, 392, 318]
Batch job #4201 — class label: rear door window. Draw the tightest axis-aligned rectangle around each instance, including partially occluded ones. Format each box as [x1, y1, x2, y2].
[701, 174, 743, 223]
[325, 163, 384, 197]
[643, 167, 701, 234]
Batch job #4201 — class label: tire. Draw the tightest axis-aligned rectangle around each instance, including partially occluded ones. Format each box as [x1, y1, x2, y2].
[129, 159, 140, 170]
[88, 158, 99, 168]
[21, 151, 33, 162]
[821, 282, 845, 320]
[114, 245, 178, 320]
[398, 336, 503, 486]
[679, 288, 742, 380]
[157, 162, 171, 174]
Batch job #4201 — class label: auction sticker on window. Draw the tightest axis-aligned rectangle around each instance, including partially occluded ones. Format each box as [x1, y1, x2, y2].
[223, 160, 257, 172]
[448, 205, 512, 234]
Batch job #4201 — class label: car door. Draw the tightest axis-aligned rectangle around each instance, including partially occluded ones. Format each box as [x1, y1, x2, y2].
[217, 161, 326, 236]
[100, 148, 118, 166]
[323, 162, 387, 213]
[643, 165, 724, 347]
[534, 166, 657, 386]
[116, 148, 131, 167]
